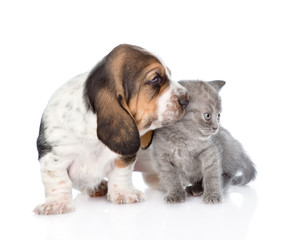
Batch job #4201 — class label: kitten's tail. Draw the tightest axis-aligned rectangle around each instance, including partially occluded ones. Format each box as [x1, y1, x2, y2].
[232, 153, 257, 186]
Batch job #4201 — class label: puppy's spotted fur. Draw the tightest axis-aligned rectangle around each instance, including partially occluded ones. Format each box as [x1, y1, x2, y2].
[34, 44, 189, 215]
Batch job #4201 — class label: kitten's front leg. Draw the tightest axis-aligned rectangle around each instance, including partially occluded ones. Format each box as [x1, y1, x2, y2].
[153, 151, 186, 203]
[200, 148, 223, 204]
[158, 170, 186, 203]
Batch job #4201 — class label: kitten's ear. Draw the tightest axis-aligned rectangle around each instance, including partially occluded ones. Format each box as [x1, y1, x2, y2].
[208, 80, 226, 92]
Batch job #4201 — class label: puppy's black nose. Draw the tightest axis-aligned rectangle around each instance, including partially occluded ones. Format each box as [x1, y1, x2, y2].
[178, 95, 189, 109]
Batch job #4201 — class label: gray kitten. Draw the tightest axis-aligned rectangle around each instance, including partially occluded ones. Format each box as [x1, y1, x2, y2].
[148, 80, 256, 204]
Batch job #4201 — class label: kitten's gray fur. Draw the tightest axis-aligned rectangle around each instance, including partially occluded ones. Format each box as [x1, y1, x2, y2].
[149, 80, 256, 204]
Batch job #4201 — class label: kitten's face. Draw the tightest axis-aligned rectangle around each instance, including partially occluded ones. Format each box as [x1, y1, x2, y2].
[193, 105, 221, 139]
[179, 80, 225, 140]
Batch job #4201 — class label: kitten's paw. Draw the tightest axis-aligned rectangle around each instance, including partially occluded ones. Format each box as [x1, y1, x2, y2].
[202, 192, 223, 204]
[87, 180, 108, 197]
[107, 187, 147, 204]
[33, 200, 74, 215]
[164, 190, 187, 204]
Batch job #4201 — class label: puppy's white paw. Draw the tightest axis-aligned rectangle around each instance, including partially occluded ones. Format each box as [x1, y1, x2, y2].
[107, 187, 147, 204]
[33, 200, 74, 215]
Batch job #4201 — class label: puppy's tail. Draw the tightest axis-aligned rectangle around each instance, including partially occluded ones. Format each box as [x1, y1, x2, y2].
[232, 153, 257, 186]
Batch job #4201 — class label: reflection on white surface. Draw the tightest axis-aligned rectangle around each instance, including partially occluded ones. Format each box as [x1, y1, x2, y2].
[25, 173, 258, 240]
[230, 192, 244, 207]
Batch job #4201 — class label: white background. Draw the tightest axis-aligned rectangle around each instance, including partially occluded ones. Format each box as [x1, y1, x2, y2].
[1, 0, 289, 239]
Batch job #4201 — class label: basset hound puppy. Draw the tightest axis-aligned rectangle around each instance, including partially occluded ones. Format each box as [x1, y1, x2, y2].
[34, 44, 189, 215]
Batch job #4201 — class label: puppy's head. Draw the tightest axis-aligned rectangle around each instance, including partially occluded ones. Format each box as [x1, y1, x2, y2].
[85, 44, 188, 156]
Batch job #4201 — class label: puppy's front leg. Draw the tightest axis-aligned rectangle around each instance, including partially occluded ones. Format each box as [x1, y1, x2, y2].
[34, 154, 74, 215]
[107, 157, 146, 204]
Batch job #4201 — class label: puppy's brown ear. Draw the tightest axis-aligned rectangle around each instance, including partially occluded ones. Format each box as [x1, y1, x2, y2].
[85, 58, 140, 156]
[141, 130, 154, 149]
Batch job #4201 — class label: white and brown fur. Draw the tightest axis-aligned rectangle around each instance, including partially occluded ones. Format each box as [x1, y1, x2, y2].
[34, 44, 189, 215]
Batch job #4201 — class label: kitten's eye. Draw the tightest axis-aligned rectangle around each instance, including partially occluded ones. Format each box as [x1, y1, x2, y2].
[218, 113, 221, 120]
[203, 113, 211, 121]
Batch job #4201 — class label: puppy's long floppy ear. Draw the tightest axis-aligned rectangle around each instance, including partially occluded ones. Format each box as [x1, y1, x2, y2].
[85, 58, 140, 156]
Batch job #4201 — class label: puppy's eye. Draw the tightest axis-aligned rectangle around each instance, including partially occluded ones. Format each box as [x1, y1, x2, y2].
[203, 113, 211, 121]
[149, 75, 162, 85]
